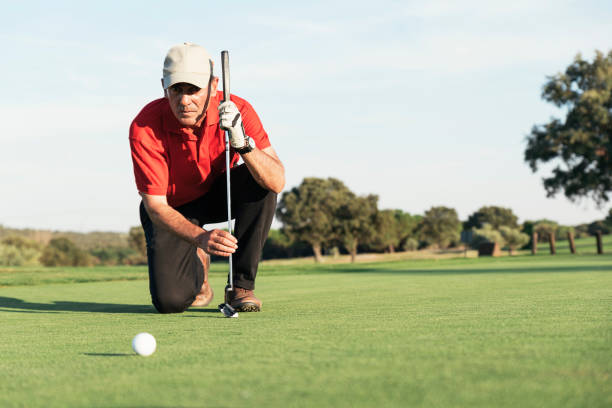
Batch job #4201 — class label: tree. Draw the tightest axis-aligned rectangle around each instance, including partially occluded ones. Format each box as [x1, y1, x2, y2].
[396, 212, 421, 250]
[372, 210, 401, 253]
[573, 223, 590, 239]
[499, 226, 529, 255]
[523, 219, 559, 242]
[533, 221, 559, 249]
[556, 225, 575, 241]
[333, 194, 378, 262]
[277, 177, 352, 262]
[417, 206, 461, 249]
[464, 206, 519, 230]
[587, 220, 610, 235]
[604, 208, 612, 227]
[524, 51, 612, 204]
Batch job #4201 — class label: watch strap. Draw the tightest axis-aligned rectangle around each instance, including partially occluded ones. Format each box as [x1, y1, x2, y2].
[236, 136, 255, 154]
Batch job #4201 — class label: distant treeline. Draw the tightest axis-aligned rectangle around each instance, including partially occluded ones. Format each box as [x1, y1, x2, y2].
[1, 177, 611, 266]
[0, 226, 145, 267]
[275, 178, 612, 262]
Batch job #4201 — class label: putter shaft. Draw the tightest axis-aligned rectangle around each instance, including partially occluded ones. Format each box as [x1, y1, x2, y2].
[221, 50, 234, 292]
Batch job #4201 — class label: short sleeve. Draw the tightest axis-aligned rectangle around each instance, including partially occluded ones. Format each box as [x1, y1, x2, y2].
[129, 120, 169, 196]
[238, 99, 271, 150]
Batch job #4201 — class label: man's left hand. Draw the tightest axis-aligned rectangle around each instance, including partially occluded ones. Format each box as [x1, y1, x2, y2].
[219, 101, 247, 149]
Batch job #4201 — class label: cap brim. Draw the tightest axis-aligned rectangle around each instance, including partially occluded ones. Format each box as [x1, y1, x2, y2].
[163, 72, 210, 89]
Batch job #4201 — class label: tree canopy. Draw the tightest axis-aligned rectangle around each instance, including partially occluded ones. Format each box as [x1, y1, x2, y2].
[499, 226, 529, 255]
[333, 193, 378, 262]
[371, 209, 419, 253]
[524, 50, 612, 204]
[276, 177, 354, 262]
[470, 223, 503, 249]
[464, 206, 519, 230]
[417, 206, 461, 249]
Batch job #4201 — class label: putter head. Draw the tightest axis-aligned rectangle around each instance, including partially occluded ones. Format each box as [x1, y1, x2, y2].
[218, 303, 238, 318]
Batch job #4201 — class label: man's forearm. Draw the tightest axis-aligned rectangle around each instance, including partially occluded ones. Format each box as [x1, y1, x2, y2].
[242, 147, 285, 193]
[140, 194, 238, 257]
[144, 202, 204, 245]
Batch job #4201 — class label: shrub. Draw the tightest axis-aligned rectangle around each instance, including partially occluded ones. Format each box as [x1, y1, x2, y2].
[90, 246, 142, 266]
[402, 238, 419, 252]
[0, 236, 42, 266]
[40, 238, 93, 267]
[470, 224, 504, 249]
[499, 227, 529, 255]
[0, 244, 42, 266]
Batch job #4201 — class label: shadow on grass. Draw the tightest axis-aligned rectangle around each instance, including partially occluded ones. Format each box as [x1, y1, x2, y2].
[0, 297, 226, 315]
[0, 297, 156, 314]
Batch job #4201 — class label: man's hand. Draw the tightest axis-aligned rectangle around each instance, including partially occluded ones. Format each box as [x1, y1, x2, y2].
[218, 101, 247, 149]
[141, 193, 239, 257]
[196, 229, 238, 257]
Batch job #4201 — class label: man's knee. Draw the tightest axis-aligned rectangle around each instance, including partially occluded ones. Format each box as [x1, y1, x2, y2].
[152, 291, 193, 314]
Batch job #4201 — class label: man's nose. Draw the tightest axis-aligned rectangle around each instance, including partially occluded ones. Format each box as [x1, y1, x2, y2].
[180, 93, 191, 106]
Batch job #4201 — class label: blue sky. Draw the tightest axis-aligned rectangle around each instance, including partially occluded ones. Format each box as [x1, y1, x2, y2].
[1, 0, 611, 232]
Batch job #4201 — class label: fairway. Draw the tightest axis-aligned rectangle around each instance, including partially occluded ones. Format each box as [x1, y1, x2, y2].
[1, 255, 611, 407]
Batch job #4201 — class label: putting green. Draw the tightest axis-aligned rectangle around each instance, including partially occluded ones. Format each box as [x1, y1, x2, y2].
[1, 254, 611, 407]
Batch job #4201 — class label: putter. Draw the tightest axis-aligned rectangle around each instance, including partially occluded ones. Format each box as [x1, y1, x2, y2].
[217, 49, 238, 319]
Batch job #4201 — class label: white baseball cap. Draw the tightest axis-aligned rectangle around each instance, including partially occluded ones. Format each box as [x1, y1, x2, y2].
[162, 42, 213, 90]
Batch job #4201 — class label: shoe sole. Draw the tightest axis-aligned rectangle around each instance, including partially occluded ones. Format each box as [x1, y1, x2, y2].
[234, 302, 261, 312]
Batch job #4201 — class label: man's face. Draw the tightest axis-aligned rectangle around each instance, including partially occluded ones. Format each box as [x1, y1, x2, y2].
[166, 78, 218, 128]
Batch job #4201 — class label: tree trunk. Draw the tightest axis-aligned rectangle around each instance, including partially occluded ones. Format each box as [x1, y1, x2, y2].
[549, 233, 556, 255]
[568, 232, 576, 254]
[312, 243, 323, 263]
[531, 232, 538, 255]
[596, 231, 603, 254]
[349, 240, 358, 263]
[387, 244, 395, 253]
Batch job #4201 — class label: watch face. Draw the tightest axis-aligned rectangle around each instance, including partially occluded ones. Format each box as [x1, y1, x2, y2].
[248, 137, 256, 149]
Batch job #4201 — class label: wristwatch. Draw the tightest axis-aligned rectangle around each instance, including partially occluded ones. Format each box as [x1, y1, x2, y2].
[236, 136, 256, 155]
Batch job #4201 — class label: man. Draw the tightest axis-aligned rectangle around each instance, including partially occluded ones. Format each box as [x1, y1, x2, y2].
[129, 42, 284, 314]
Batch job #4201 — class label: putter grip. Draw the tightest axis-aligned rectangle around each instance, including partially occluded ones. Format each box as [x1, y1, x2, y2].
[221, 50, 230, 102]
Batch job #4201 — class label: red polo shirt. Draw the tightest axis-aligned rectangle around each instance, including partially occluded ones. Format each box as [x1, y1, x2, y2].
[129, 91, 270, 207]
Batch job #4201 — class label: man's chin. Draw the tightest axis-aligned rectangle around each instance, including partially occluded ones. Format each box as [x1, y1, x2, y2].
[177, 116, 197, 127]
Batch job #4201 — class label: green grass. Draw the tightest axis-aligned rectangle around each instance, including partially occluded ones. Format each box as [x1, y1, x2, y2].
[1, 254, 611, 407]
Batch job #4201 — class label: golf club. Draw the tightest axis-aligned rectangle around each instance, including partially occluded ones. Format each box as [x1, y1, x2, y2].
[217, 49, 238, 319]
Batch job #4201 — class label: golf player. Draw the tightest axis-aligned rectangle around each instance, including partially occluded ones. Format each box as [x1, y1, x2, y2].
[129, 42, 284, 314]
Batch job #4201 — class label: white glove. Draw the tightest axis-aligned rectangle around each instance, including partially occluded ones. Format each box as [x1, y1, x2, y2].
[218, 101, 246, 149]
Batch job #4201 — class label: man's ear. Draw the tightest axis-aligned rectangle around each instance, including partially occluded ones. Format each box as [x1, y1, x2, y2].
[211, 76, 219, 95]
[161, 79, 168, 98]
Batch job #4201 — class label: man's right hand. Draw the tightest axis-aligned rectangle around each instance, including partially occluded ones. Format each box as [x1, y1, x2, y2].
[140, 193, 238, 257]
[196, 229, 238, 257]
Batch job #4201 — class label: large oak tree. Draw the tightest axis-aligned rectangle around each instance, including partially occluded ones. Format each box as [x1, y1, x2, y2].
[276, 177, 352, 262]
[417, 206, 461, 249]
[525, 51, 612, 204]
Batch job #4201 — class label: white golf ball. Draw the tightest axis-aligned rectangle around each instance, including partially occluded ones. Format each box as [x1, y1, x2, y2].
[132, 332, 156, 356]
